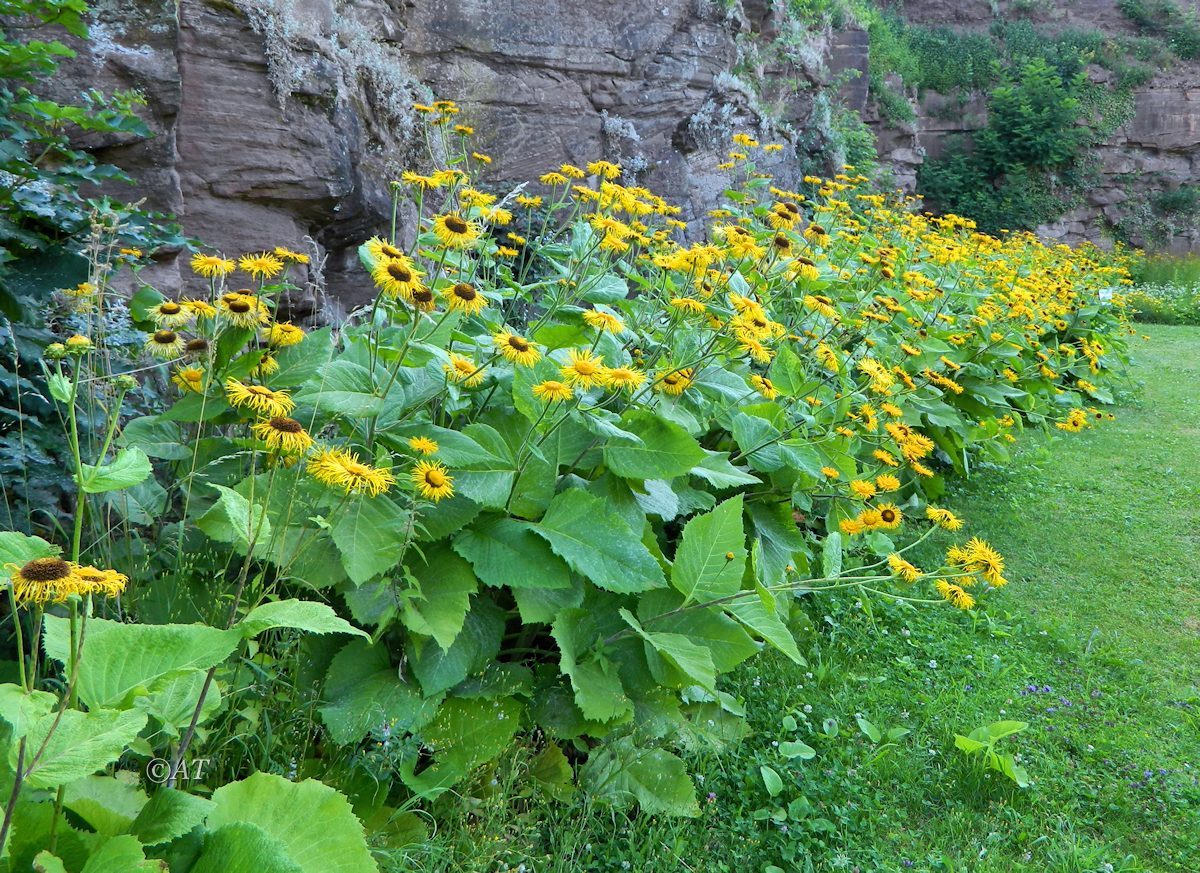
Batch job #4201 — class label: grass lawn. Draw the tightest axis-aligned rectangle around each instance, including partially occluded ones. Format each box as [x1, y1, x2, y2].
[406, 325, 1200, 873]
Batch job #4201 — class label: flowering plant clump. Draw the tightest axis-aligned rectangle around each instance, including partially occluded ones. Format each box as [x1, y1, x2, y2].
[0, 96, 1131, 852]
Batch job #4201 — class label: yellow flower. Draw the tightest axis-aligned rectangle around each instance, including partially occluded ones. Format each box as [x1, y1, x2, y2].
[849, 479, 876, 499]
[874, 503, 903, 530]
[820, 466, 840, 479]
[887, 554, 922, 582]
[218, 293, 270, 328]
[532, 380, 574, 403]
[669, 297, 707, 315]
[150, 300, 193, 329]
[407, 436, 439, 455]
[411, 459, 454, 502]
[172, 366, 206, 393]
[365, 237, 407, 262]
[409, 286, 438, 312]
[64, 335, 92, 353]
[925, 506, 963, 531]
[493, 331, 541, 366]
[264, 322, 306, 347]
[587, 160, 621, 179]
[655, 368, 694, 397]
[936, 579, 975, 610]
[559, 164, 586, 179]
[75, 565, 128, 597]
[308, 448, 396, 497]
[145, 330, 185, 359]
[253, 417, 314, 454]
[873, 449, 899, 468]
[445, 353, 487, 388]
[431, 213, 481, 249]
[273, 246, 309, 264]
[6, 557, 84, 605]
[601, 366, 645, 393]
[191, 253, 236, 278]
[561, 348, 605, 389]
[224, 378, 294, 418]
[371, 258, 425, 301]
[582, 309, 624, 333]
[875, 473, 900, 491]
[444, 282, 487, 315]
[182, 298, 217, 319]
[540, 171, 569, 186]
[749, 374, 777, 400]
[239, 252, 285, 280]
[963, 537, 1007, 586]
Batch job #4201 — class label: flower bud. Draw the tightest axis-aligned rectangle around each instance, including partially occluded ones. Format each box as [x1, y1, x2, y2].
[65, 335, 93, 355]
[115, 374, 138, 391]
[44, 342, 67, 361]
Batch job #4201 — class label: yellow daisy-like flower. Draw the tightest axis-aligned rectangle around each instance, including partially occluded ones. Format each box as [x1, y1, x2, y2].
[171, 365, 206, 394]
[75, 565, 129, 598]
[191, 253, 236, 278]
[669, 297, 707, 315]
[145, 330, 185, 359]
[182, 298, 217, 319]
[936, 579, 975, 610]
[150, 300, 193, 329]
[532, 380, 574, 403]
[887, 554, 922, 582]
[365, 236, 407, 263]
[873, 449, 899, 468]
[963, 537, 1007, 586]
[273, 246, 309, 264]
[444, 282, 487, 315]
[252, 416, 313, 454]
[925, 506, 963, 531]
[238, 252, 285, 280]
[411, 459, 454, 502]
[371, 258, 425, 301]
[749, 374, 777, 400]
[560, 348, 605, 389]
[218, 293, 270, 328]
[874, 503, 903, 530]
[308, 448, 396, 497]
[444, 353, 487, 388]
[493, 331, 541, 367]
[820, 466, 840, 479]
[264, 322, 306, 347]
[559, 164, 586, 179]
[655, 368, 694, 397]
[875, 473, 900, 491]
[540, 171, 569, 186]
[849, 479, 876, 499]
[407, 436, 439, 455]
[6, 557, 84, 604]
[601, 366, 646, 393]
[184, 337, 211, 359]
[409, 287, 438, 312]
[431, 213, 481, 249]
[224, 378, 294, 418]
[254, 351, 280, 378]
[582, 309, 624, 334]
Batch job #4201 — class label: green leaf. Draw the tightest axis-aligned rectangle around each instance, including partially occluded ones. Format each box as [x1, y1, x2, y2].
[400, 543, 477, 651]
[63, 776, 147, 836]
[119, 416, 191, 460]
[724, 589, 804, 665]
[779, 740, 816, 760]
[603, 410, 705, 480]
[452, 515, 572, 590]
[328, 495, 409, 584]
[400, 697, 522, 796]
[821, 531, 843, 578]
[582, 738, 699, 816]
[206, 773, 377, 873]
[128, 787, 215, 846]
[135, 668, 222, 735]
[79, 834, 159, 872]
[0, 532, 59, 570]
[551, 609, 632, 723]
[0, 683, 57, 739]
[80, 447, 152, 494]
[856, 716, 882, 743]
[17, 708, 148, 789]
[760, 765, 784, 797]
[620, 609, 716, 691]
[533, 489, 664, 593]
[638, 593, 759, 673]
[43, 615, 239, 709]
[671, 494, 746, 603]
[190, 822, 303, 873]
[689, 450, 761, 488]
[409, 596, 505, 696]
[529, 742, 576, 802]
[294, 360, 383, 418]
[197, 484, 272, 558]
[319, 640, 438, 746]
[238, 599, 368, 639]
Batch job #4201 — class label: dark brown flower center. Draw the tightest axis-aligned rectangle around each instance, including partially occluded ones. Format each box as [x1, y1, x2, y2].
[160, 302, 182, 314]
[380, 243, 403, 258]
[20, 557, 70, 582]
[269, 417, 302, 433]
[444, 216, 469, 234]
[387, 263, 412, 282]
[507, 336, 529, 352]
[186, 338, 209, 352]
[452, 283, 477, 300]
[773, 235, 789, 249]
[413, 289, 434, 303]
[153, 330, 178, 344]
[229, 300, 251, 313]
[881, 509, 897, 523]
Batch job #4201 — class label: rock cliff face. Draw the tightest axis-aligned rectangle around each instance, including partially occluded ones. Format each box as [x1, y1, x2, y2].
[50, 0, 1200, 304]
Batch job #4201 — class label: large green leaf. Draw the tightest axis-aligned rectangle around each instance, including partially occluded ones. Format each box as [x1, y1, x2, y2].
[128, 787, 215, 846]
[80, 448, 153, 494]
[409, 596, 506, 696]
[724, 587, 804, 665]
[294, 360, 382, 418]
[43, 615, 239, 709]
[196, 484, 272, 557]
[319, 640, 439, 746]
[551, 608, 632, 723]
[62, 776, 147, 836]
[400, 697, 522, 796]
[582, 738, 699, 816]
[119, 417, 191, 460]
[328, 495, 409, 584]
[0, 682, 57, 740]
[190, 822, 303, 873]
[206, 773, 377, 873]
[619, 609, 716, 691]
[237, 599, 368, 639]
[0, 532, 59, 570]
[603, 409, 704, 480]
[400, 543, 477, 651]
[532, 489, 664, 593]
[671, 494, 746, 604]
[452, 515, 571, 590]
[17, 708, 148, 789]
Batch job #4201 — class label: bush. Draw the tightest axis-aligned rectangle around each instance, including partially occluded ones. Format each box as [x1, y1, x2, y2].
[0, 100, 1134, 866]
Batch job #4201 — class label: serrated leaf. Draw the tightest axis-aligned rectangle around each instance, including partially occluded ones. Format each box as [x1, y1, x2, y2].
[400, 697, 522, 796]
[17, 708, 148, 789]
[582, 738, 698, 816]
[319, 640, 438, 746]
[671, 494, 746, 604]
[128, 788, 215, 846]
[80, 447, 153, 493]
[400, 543, 477, 651]
[328, 494, 409, 584]
[452, 515, 571, 590]
[603, 409, 705, 480]
[238, 599, 368, 639]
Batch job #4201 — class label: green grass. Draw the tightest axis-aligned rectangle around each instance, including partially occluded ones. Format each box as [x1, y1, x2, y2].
[397, 325, 1200, 873]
